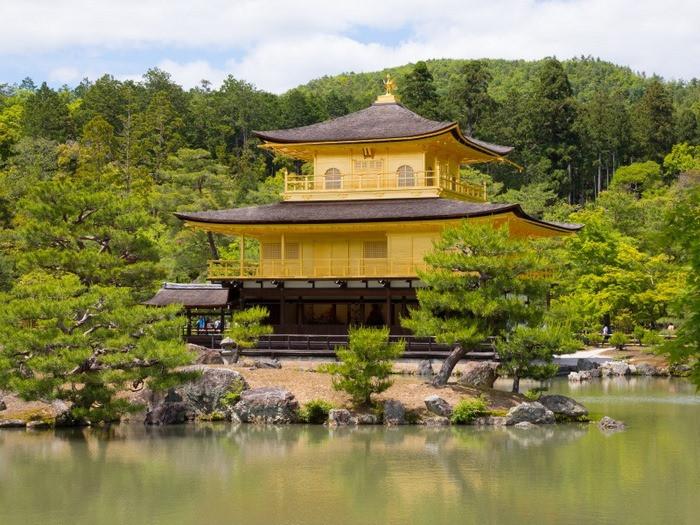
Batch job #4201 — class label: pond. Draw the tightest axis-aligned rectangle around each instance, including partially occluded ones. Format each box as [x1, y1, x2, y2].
[1, 377, 698, 525]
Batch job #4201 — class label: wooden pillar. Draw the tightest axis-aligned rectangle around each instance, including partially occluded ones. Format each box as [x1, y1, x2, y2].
[239, 235, 245, 277]
[281, 233, 286, 277]
[280, 286, 286, 329]
[385, 285, 391, 330]
[186, 309, 192, 336]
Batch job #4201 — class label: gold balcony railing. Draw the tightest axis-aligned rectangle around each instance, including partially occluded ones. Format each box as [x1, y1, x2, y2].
[208, 258, 427, 280]
[284, 171, 486, 201]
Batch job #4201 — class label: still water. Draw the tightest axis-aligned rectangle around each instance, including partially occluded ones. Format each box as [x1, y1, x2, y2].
[1, 377, 698, 525]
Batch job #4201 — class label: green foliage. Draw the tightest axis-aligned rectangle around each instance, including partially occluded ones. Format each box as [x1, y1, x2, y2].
[609, 161, 662, 195]
[220, 383, 245, 407]
[0, 271, 195, 423]
[226, 306, 273, 349]
[497, 324, 578, 393]
[609, 332, 628, 350]
[398, 61, 441, 119]
[328, 327, 404, 406]
[299, 399, 334, 424]
[450, 397, 489, 424]
[633, 325, 646, 344]
[641, 330, 664, 348]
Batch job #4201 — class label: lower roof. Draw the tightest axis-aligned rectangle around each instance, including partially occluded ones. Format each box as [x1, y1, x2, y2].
[144, 283, 229, 308]
[174, 198, 581, 232]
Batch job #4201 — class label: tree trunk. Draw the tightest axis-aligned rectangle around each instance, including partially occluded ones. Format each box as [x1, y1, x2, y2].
[431, 344, 466, 386]
[512, 373, 520, 394]
[207, 232, 219, 260]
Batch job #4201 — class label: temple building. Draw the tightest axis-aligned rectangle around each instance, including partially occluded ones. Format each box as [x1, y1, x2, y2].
[171, 79, 580, 341]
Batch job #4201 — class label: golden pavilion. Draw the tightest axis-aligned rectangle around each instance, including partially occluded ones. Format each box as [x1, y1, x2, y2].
[172, 81, 580, 342]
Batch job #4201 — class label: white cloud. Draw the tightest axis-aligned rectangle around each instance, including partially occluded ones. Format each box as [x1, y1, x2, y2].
[47, 66, 81, 84]
[3, 1, 700, 92]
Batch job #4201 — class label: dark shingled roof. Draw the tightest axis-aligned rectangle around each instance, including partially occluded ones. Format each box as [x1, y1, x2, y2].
[253, 102, 512, 155]
[144, 283, 229, 307]
[175, 198, 582, 232]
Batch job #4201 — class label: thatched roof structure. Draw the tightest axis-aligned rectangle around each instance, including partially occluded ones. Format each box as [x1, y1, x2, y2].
[144, 283, 229, 308]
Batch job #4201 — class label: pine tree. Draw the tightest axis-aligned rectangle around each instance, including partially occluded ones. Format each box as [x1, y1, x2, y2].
[22, 83, 73, 142]
[398, 61, 441, 119]
[0, 271, 195, 423]
[632, 79, 675, 161]
[449, 60, 495, 135]
[402, 223, 554, 387]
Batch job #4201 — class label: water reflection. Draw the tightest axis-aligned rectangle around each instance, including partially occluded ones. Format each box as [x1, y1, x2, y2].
[0, 379, 698, 525]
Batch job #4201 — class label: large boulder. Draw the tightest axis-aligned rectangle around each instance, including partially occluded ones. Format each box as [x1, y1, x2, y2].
[356, 413, 380, 425]
[0, 419, 26, 428]
[669, 363, 692, 377]
[195, 349, 225, 365]
[568, 371, 592, 382]
[422, 416, 450, 426]
[416, 360, 434, 377]
[601, 361, 631, 376]
[328, 409, 357, 426]
[145, 366, 248, 424]
[539, 394, 588, 421]
[383, 399, 406, 425]
[505, 402, 555, 425]
[598, 416, 626, 432]
[459, 361, 499, 389]
[472, 415, 507, 426]
[232, 387, 299, 424]
[634, 363, 663, 376]
[424, 395, 452, 417]
[576, 359, 600, 371]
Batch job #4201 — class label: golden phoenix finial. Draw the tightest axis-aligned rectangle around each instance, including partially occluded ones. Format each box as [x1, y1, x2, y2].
[383, 73, 397, 95]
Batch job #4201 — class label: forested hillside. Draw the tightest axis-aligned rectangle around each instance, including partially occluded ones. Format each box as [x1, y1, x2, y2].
[0, 57, 698, 366]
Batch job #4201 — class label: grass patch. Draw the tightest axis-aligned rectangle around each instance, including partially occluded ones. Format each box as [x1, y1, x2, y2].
[299, 399, 334, 424]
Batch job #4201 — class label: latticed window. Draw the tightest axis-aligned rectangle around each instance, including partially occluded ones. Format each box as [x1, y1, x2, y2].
[285, 243, 300, 260]
[396, 165, 415, 187]
[262, 243, 281, 260]
[353, 159, 383, 172]
[324, 168, 341, 189]
[363, 240, 387, 259]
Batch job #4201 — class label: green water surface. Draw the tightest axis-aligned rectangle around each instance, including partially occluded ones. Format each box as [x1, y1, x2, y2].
[1, 377, 698, 525]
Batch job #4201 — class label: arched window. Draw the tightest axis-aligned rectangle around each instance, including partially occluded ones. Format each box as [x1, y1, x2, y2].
[324, 168, 342, 190]
[396, 165, 415, 187]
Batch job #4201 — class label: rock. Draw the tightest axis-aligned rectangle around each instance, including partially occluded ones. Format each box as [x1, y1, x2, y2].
[588, 368, 602, 378]
[598, 416, 626, 432]
[383, 399, 406, 425]
[144, 402, 188, 425]
[0, 419, 26, 428]
[576, 359, 600, 371]
[634, 363, 662, 376]
[505, 402, 555, 425]
[459, 361, 499, 389]
[472, 415, 507, 426]
[145, 366, 248, 424]
[26, 420, 51, 429]
[195, 349, 225, 365]
[422, 416, 450, 426]
[51, 400, 81, 427]
[0, 398, 5, 411]
[416, 359, 434, 377]
[356, 413, 379, 425]
[601, 361, 631, 376]
[539, 394, 588, 421]
[424, 395, 452, 417]
[669, 363, 692, 377]
[253, 358, 282, 369]
[514, 421, 536, 429]
[232, 387, 299, 424]
[328, 409, 357, 426]
[186, 343, 209, 354]
[568, 371, 591, 382]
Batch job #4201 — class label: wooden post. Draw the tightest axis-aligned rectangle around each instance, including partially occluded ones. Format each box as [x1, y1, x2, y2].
[281, 233, 286, 278]
[239, 234, 245, 277]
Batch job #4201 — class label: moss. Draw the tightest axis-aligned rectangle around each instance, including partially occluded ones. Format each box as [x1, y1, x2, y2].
[199, 411, 227, 422]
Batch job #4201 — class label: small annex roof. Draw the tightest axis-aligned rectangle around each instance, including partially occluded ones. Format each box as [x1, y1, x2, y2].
[253, 102, 512, 157]
[175, 198, 581, 232]
[144, 283, 229, 308]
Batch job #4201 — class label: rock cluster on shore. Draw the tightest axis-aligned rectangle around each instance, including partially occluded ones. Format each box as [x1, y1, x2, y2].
[568, 359, 682, 381]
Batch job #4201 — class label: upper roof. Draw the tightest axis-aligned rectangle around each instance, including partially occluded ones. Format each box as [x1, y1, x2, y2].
[253, 102, 512, 156]
[175, 198, 581, 232]
[144, 283, 229, 308]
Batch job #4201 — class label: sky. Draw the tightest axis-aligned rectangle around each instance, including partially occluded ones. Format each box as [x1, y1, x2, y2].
[1, 0, 698, 93]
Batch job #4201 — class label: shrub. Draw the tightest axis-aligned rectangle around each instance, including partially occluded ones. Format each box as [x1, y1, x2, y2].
[220, 383, 245, 407]
[633, 325, 646, 345]
[609, 332, 628, 350]
[450, 397, 489, 425]
[641, 330, 664, 348]
[299, 399, 334, 424]
[583, 331, 604, 347]
[328, 327, 404, 406]
[524, 387, 547, 401]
